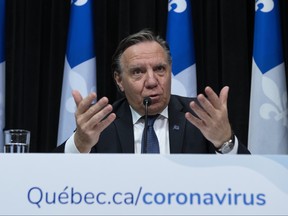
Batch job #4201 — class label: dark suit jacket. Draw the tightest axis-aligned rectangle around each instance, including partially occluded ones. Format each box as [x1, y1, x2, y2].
[55, 95, 250, 154]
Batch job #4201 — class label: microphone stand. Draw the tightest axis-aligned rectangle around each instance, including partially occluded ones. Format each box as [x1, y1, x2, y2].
[143, 97, 151, 153]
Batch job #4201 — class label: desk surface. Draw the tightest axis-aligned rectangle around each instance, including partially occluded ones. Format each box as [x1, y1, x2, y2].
[0, 154, 287, 215]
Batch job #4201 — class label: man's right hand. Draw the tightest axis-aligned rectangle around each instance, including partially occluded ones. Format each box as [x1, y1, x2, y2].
[72, 90, 116, 153]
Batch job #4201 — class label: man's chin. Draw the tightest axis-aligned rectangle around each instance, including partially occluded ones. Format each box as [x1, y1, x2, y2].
[148, 104, 165, 115]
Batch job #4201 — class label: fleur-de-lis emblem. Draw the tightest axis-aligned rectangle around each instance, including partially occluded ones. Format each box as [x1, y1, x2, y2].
[168, 0, 187, 13]
[71, 0, 88, 6]
[65, 70, 96, 113]
[255, 0, 274, 12]
[260, 76, 288, 127]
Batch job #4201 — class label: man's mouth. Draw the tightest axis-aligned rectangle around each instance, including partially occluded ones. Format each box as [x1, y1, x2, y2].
[147, 95, 160, 104]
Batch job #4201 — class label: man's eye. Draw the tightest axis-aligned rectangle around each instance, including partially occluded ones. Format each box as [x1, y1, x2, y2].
[155, 65, 165, 72]
[132, 69, 142, 75]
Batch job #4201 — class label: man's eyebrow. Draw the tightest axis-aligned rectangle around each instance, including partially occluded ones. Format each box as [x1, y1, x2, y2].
[156, 62, 167, 66]
[128, 65, 144, 70]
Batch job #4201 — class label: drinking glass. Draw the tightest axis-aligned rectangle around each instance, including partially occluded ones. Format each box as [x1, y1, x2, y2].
[4, 129, 30, 153]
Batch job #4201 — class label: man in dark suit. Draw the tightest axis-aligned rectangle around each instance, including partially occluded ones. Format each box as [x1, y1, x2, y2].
[55, 29, 250, 154]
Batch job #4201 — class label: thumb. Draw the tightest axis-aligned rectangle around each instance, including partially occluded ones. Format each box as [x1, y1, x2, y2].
[220, 86, 229, 105]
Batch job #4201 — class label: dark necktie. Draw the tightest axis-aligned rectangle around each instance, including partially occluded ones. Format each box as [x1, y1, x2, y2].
[141, 115, 160, 153]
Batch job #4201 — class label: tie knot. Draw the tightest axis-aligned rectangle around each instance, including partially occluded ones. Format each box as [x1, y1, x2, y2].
[147, 115, 159, 126]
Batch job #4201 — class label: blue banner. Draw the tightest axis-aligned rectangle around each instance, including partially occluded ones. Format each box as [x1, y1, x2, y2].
[248, 0, 288, 154]
[57, 0, 96, 145]
[253, 0, 283, 73]
[166, 0, 196, 97]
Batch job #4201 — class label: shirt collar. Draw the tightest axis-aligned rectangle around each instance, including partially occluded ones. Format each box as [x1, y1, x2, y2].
[130, 105, 168, 124]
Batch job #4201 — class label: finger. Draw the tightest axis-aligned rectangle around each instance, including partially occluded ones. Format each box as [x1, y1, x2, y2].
[185, 112, 205, 129]
[78, 97, 110, 125]
[72, 90, 83, 107]
[85, 102, 113, 128]
[196, 94, 216, 118]
[76, 92, 97, 115]
[94, 113, 117, 133]
[204, 86, 221, 109]
[219, 86, 229, 106]
[189, 100, 212, 125]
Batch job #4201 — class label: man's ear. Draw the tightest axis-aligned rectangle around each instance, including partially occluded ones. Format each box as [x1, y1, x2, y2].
[114, 71, 124, 92]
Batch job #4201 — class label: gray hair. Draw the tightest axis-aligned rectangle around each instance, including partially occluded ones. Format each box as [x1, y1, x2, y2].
[111, 29, 172, 75]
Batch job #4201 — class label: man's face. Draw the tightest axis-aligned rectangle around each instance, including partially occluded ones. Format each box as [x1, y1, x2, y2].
[114, 41, 171, 116]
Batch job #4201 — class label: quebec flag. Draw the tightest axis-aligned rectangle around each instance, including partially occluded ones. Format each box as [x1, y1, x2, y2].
[248, 0, 288, 154]
[0, 0, 5, 152]
[57, 0, 96, 145]
[166, 0, 197, 97]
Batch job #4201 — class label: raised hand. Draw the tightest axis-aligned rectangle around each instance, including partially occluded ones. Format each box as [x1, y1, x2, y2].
[185, 86, 232, 148]
[73, 90, 116, 152]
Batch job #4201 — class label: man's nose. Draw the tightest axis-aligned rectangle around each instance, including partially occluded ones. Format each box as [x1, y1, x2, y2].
[145, 70, 158, 87]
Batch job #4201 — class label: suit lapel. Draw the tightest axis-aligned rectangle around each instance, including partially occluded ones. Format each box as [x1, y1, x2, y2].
[168, 96, 187, 153]
[114, 100, 135, 153]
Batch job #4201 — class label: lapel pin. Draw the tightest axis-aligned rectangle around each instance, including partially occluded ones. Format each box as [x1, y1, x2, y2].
[173, 125, 180, 130]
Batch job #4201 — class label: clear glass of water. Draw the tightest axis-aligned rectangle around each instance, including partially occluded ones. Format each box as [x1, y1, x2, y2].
[4, 129, 30, 153]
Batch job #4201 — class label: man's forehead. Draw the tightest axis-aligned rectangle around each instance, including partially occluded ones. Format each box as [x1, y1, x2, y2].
[121, 41, 167, 63]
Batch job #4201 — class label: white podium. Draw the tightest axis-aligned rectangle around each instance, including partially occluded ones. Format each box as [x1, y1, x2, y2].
[0, 154, 287, 215]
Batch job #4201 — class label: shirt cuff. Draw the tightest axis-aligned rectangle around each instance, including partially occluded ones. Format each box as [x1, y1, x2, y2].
[64, 133, 81, 153]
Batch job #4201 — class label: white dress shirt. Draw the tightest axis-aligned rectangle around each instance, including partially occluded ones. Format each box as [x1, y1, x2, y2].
[131, 106, 170, 154]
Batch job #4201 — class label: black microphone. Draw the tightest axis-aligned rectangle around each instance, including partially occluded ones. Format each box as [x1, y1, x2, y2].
[142, 97, 152, 153]
[143, 97, 152, 107]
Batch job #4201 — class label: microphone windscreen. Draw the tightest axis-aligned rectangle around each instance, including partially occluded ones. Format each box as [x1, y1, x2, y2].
[143, 97, 152, 106]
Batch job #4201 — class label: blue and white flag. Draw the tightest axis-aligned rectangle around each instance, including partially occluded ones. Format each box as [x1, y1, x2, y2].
[166, 0, 197, 97]
[0, 0, 5, 152]
[57, 0, 96, 145]
[248, 0, 288, 154]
